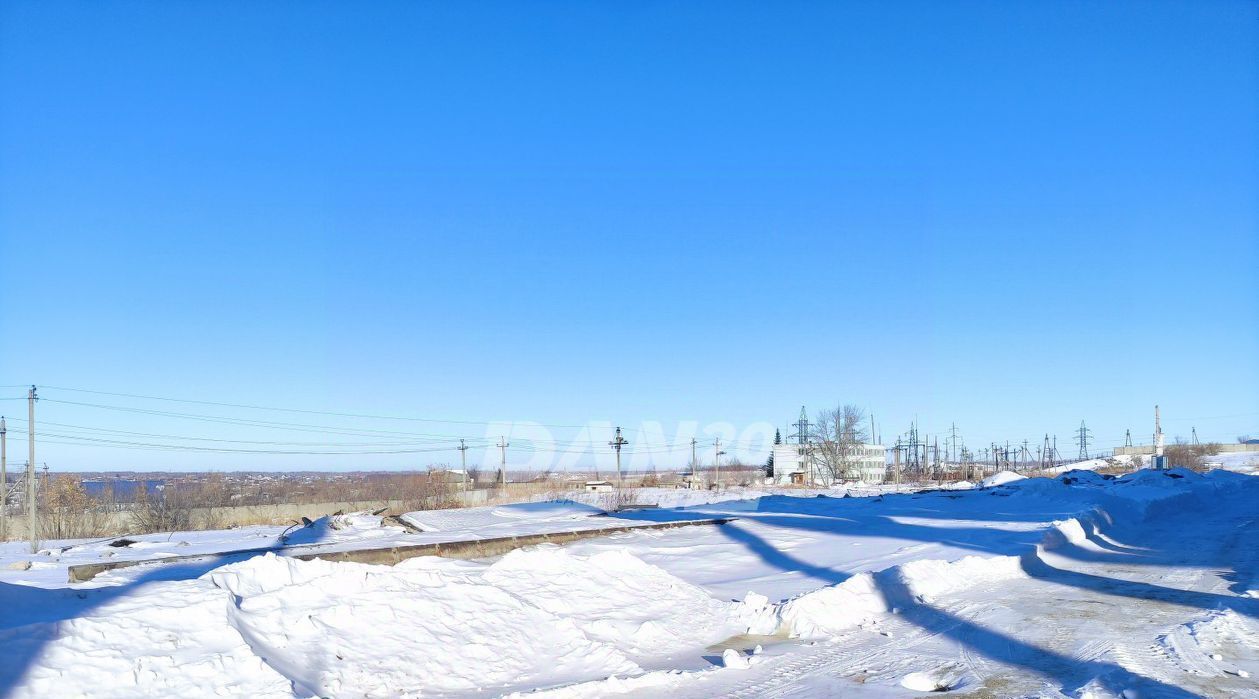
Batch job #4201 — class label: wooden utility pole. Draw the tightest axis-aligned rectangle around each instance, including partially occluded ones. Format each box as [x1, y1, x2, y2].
[609, 427, 628, 489]
[28, 386, 37, 553]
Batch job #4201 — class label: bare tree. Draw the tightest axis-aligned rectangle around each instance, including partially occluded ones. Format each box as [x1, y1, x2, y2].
[809, 404, 869, 484]
[40, 475, 113, 539]
[131, 484, 193, 533]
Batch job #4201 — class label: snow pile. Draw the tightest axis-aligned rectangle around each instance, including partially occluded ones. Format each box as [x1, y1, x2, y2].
[980, 470, 1026, 487]
[0, 578, 294, 698]
[892, 554, 1026, 602]
[281, 511, 402, 546]
[482, 546, 745, 656]
[741, 572, 888, 639]
[199, 544, 768, 696]
[210, 553, 641, 696]
[740, 554, 1027, 640]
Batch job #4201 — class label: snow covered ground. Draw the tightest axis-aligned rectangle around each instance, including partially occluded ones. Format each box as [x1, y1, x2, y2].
[0, 469, 1255, 698]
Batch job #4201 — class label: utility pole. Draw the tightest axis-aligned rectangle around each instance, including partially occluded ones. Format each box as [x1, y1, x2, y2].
[28, 386, 38, 554]
[1191, 427, 1199, 446]
[496, 436, 509, 487]
[690, 438, 697, 474]
[1076, 420, 1092, 461]
[457, 439, 470, 492]
[1, 416, 6, 541]
[609, 427, 628, 489]
[713, 437, 726, 489]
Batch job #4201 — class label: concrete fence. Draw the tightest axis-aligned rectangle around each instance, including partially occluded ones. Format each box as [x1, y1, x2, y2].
[0, 489, 490, 542]
[1113, 443, 1259, 456]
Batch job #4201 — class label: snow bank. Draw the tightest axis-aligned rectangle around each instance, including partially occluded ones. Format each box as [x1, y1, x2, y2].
[201, 544, 769, 696]
[893, 554, 1026, 601]
[739, 554, 1027, 640]
[741, 572, 889, 639]
[210, 553, 641, 696]
[280, 511, 400, 546]
[981, 470, 1026, 487]
[483, 546, 744, 656]
[0, 578, 295, 698]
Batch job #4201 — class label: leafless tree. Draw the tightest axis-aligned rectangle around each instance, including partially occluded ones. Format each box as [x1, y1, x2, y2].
[809, 404, 869, 484]
[131, 485, 194, 533]
[40, 475, 113, 539]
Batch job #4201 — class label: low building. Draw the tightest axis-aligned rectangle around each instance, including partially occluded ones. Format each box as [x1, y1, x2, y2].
[584, 480, 614, 493]
[772, 442, 887, 485]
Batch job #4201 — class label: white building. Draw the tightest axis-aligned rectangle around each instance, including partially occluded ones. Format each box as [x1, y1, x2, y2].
[772, 442, 887, 485]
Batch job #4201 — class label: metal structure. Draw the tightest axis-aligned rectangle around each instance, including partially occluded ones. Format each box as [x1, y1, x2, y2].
[1076, 420, 1092, 460]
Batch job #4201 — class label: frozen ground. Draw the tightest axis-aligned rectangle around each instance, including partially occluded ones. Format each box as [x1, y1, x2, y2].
[0, 469, 1255, 698]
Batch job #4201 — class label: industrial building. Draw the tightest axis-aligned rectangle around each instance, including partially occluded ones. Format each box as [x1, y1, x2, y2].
[771, 442, 887, 485]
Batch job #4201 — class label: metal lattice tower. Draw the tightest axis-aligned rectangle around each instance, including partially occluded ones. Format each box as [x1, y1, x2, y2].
[1125, 429, 1133, 448]
[791, 406, 810, 445]
[1076, 420, 1092, 460]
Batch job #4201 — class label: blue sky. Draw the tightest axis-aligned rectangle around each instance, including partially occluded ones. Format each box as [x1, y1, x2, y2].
[1, 1, 1256, 471]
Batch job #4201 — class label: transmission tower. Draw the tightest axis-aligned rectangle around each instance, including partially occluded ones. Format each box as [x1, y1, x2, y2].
[1191, 427, 1199, 446]
[1076, 420, 1092, 460]
[1124, 429, 1133, 448]
[791, 406, 810, 445]
[949, 423, 960, 464]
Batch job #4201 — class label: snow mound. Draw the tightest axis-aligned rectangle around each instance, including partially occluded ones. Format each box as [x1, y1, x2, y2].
[901, 666, 965, 692]
[745, 572, 888, 639]
[742, 555, 1026, 640]
[981, 470, 1026, 487]
[209, 553, 640, 696]
[0, 578, 294, 698]
[893, 554, 1026, 602]
[483, 546, 744, 656]
[280, 511, 400, 546]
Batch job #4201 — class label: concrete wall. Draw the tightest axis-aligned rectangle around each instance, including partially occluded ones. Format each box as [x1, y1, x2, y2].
[0, 489, 490, 542]
[1113, 443, 1259, 456]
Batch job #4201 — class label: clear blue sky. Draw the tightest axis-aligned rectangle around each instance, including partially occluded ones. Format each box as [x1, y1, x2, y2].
[1, 1, 1256, 471]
